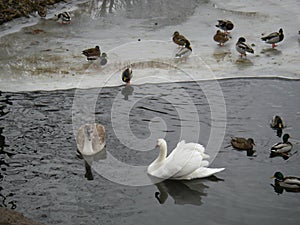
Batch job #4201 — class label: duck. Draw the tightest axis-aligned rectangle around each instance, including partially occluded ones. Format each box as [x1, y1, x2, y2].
[56, 11, 71, 24]
[270, 133, 293, 159]
[82, 46, 101, 61]
[236, 37, 254, 58]
[230, 137, 256, 156]
[122, 67, 133, 85]
[215, 20, 234, 34]
[270, 115, 284, 129]
[172, 31, 192, 51]
[213, 30, 230, 46]
[271, 171, 300, 189]
[261, 28, 284, 48]
[76, 123, 106, 156]
[147, 139, 225, 180]
[270, 115, 284, 137]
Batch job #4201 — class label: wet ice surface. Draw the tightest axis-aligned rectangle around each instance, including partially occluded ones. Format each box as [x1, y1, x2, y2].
[0, 0, 299, 92]
[1, 79, 300, 225]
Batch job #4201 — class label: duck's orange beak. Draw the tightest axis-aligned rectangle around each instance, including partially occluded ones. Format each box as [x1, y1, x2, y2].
[271, 176, 275, 179]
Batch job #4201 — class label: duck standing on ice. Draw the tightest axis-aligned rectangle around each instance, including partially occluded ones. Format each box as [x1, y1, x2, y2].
[216, 20, 234, 34]
[172, 31, 192, 58]
[261, 28, 284, 48]
[236, 37, 254, 58]
[122, 67, 133, 85]
[82, 45, 101, 61]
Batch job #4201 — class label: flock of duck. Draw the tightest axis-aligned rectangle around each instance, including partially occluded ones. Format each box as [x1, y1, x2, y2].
[56, 13, 298, 191]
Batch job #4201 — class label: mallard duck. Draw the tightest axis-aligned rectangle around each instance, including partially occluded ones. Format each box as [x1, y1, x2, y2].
[261, 28, 284, 48]
[271, 172, 300, 190]
[270, 115, 284, 137]
[236, 37, 254, 57]
[213, 30, 230, 46]
[230, 137, 255, 156]
[100, 53, 108, 65]
[172, 31, 192, 51]
[56, 12, 71, 24]
[216, 20, 234, 34]
[122, 67, 133, 85]
[82, 46, 101, 61]
[270, 115, 284, 129]
[270, 133, 292, 159]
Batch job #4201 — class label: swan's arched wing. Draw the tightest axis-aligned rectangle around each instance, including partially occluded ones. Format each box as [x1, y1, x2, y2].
[164, 141, 204, 178]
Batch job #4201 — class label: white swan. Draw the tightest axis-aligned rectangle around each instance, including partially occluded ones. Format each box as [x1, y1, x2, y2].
[76, 123, 106, 156]
[147, 139, 225, 180]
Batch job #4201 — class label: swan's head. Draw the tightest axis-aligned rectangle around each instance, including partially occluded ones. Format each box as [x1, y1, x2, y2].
[156, 139, 167, 148]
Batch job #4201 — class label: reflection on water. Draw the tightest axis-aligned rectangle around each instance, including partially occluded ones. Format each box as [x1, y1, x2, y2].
[154, 176, 224, 205]
[121, 85, 134, 100]
[155, 180, 207, 205]
[77, 149, 107, 180]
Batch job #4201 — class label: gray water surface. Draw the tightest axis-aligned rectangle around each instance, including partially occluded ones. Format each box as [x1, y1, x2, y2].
[0, 78, 300, 225]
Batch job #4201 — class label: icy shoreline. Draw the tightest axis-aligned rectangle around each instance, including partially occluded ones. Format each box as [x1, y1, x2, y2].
[0, 0, 299, 92]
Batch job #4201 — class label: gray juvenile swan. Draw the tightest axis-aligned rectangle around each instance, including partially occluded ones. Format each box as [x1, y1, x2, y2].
[76, 123, 106, 156]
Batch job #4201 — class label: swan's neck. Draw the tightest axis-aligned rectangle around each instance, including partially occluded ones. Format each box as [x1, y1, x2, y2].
[83, 132, 93, 155]
[148, 141, 167, 174]
[157, 144, 167, 162]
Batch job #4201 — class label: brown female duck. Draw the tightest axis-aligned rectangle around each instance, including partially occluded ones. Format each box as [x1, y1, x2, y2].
[82, 45, 101, 61]
[213, 30, 230, 46]
[230, 137, 255, 156]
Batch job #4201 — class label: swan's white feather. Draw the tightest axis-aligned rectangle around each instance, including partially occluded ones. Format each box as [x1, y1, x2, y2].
[148, 139, 224, 180]
[174, 167, 225, 180]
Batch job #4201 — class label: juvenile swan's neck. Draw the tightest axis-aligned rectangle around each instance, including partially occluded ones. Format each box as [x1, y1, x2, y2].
[83, 129, 93, 155]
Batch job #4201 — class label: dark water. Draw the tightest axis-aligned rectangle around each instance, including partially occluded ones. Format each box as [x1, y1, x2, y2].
[0, 78, 300, 225]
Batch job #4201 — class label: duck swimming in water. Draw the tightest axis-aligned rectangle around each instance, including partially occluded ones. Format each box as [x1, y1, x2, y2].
[230, 137, 256, 156]
[270, 115, 284, 137]
[271, 171, 300, 191]
[270, 133, 292, 159]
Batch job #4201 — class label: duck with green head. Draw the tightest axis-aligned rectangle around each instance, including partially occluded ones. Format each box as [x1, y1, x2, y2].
[271, 171, 300, 190]
[270, 133, 292, 159]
